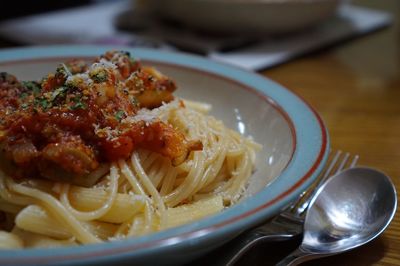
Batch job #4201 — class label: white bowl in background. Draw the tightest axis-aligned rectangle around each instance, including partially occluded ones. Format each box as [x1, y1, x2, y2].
[142, 0, 343, 34]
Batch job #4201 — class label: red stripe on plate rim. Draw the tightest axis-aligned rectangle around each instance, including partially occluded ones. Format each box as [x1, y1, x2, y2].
[0, 57, 327, 264]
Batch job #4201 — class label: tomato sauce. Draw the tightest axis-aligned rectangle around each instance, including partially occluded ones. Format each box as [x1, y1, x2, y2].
[0, 51, 201, 185]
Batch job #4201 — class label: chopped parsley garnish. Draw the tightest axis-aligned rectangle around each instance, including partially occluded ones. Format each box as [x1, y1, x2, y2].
[51, 86, 68, 102]
[22, 81, 41, 96]
[34, 97, 50, 110]
[19, 92, 29, 100]
[115, 110, 125, 122]
[70, 101, 86, 110]
[90, 70, 108, 83]
[69, 95, 87, 110]
[55, 65, 67, 79]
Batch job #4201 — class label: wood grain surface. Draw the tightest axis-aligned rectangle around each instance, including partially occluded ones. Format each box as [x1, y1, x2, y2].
[253, 1, 400, 265]
[0, 0, 398, 265]
[193, 2, 399, 265]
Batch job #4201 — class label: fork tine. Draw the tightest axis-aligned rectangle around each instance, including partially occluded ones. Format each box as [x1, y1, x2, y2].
[290, 150, 358, 216]
[323, 150, 341, 178]
[294, 150, 340, 201]
[349, 154, 359, 168]
[335, 152, 349, 174]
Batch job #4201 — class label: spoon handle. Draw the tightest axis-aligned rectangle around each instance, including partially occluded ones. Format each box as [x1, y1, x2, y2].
[206, 223, 301, 266]
[220, 231, 298, 266]
[276, 247, 317, 266]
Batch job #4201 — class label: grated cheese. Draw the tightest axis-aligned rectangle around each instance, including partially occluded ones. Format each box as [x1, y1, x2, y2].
[66, 73, 93, 86]
[90, 58, 117, 71]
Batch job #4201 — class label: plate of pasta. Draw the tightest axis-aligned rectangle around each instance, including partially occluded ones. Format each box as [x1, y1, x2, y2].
[0, 45, 328, 265]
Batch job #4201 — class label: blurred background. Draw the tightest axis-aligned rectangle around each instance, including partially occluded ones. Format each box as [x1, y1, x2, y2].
[0, 0, 396, 71]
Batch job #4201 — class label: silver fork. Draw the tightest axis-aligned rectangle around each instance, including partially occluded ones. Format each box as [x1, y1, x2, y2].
[216, 150, 359, 266]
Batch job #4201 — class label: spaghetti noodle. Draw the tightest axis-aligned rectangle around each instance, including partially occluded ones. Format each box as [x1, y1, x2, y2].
[0, 51, 260, 248]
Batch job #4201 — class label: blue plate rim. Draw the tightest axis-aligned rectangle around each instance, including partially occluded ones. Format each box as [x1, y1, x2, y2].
[0, 45, 329, 265]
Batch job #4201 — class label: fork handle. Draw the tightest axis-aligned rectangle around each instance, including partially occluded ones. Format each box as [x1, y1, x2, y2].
[213, 229, 300, 266]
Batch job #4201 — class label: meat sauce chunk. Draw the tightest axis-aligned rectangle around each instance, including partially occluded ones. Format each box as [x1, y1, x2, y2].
[0, 51, 202, 186]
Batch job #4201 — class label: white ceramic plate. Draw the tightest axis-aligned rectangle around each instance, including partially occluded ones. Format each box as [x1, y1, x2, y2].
[0, 45, 329, 265]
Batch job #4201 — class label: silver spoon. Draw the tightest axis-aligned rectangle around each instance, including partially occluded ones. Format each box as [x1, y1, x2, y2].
[276, 167, 397, 266]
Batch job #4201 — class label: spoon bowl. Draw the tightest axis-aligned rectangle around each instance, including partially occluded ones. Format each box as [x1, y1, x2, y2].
[277, 167, 397, 265]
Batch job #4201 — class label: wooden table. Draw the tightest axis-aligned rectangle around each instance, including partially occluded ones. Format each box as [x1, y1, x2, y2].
[0, 1, 398, 265]
[193, 2, 399, 264]
[253, 1, 400, 265]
